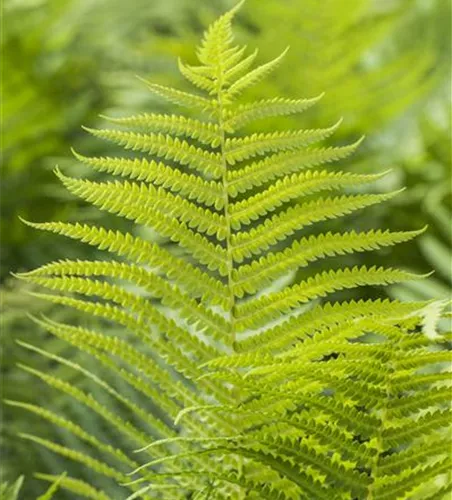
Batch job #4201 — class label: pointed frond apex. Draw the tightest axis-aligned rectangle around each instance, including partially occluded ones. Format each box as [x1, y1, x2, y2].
[197, 0, 246, 68]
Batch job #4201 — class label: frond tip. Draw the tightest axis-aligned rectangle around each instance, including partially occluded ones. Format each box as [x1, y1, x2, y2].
[16, 2, 450, 499]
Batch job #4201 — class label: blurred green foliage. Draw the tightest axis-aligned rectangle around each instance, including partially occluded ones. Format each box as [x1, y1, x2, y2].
[1, 0, 191, 279]
[1, 0, 450, 496]
[1, 476, 24, 500]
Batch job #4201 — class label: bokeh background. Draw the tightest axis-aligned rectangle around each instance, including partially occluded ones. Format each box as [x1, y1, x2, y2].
[1, 0, 451, 497]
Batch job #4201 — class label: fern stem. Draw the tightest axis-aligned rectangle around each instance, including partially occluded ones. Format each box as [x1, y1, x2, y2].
[217, 63, 237, 350]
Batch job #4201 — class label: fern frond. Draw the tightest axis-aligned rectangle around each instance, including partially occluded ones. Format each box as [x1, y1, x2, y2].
[31, 316, 249, 463]
[21, 220, 229, 306]
[16, 340, 234, 494]
[5, 400, 138, 470]
[382, 409, 452, 446]
[20, 260, 228, 342]
[31, 318, 183, 411]
[386, 386, 452, 417]
[51, 174, 229, 272]
[178, 59, 218, 94]
[223, 49, 259, 87]
[197, 0, 245, 68]
[20, 434, 130, 487]
[395, 350, 452, 370]
[17, 4, 450, 499]
[138, 79, 216, 116]
[35, 321, 183, 420]
[391, 371, 452, 392]
[26, 278, 218, 363]
[378, 439, 451, 489]
[372, 456, 452, 500]
[18, 361, 152, 449]
[55, 171, 228, 240]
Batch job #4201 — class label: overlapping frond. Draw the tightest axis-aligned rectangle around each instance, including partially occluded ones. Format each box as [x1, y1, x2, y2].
[18, 2, 450, 499]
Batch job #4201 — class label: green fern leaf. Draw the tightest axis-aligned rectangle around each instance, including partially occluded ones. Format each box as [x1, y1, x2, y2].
[232, 228, 426, 297]
[230, 191, 403, 259]
[16, 2, 450, 499]
[225, 94, 324, 131]
[138, 80, 217, 116]
[72, 150, 225, 208]
[224, 121, 342, 164]
[227, 137, 365, 196]
[82, 128, 223, 178]
[229, 169, 387, 228]
[100, 113, 222, 146]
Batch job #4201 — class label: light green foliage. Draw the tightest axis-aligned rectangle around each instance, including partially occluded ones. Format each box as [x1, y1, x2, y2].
[388, 106, 452, 302]
[0, 477, 24, 500]
[245, 0, 439, 133]
[1, 0, 192, 280]
[1, 0, 107, 281]
[14, 2, 451, 499]
[0, 281, 138, 499]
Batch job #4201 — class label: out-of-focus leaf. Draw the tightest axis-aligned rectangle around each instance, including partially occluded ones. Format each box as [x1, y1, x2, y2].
[0, 476, 24, 500]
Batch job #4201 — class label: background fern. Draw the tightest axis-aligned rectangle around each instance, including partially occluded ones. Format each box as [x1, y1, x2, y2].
[1, 476, 24, 500]
[5, 2, 451, 499]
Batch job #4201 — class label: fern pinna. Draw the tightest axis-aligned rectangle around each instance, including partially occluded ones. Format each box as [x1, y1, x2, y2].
[12, 2, 451, 499]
